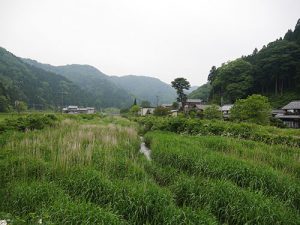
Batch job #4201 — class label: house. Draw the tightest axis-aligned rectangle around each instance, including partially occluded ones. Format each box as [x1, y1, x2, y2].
[63, 105, 95, 114]
[182, 99, 202, 112]
[271, 109, 285, 117]
[140, 107, 155, 116]
[185, 99, 203, 108]
[275, 101, 300, 128]
[221, 104, 233, 119]
[161, 103, 173, 109]
[170, 109, 178, 117]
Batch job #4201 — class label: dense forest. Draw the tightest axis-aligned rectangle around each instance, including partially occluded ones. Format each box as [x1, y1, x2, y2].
[0, 47, 94, 111]
[22, 59, 134, 108]
[23, 59, 177, 107]
[190, 19, 300, 108]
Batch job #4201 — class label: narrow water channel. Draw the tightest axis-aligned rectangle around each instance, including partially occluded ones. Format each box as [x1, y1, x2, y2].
[140, 136, 151, 160]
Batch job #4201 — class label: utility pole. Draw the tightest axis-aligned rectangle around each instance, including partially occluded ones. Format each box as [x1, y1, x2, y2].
[156, 95, 159, 107]
[57, 87, 66, 113]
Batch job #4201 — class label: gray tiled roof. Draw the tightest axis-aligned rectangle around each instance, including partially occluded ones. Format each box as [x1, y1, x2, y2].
[221, 104, 233, 111]
[282, 101, 300, 110]
[186, 99, 202, 103]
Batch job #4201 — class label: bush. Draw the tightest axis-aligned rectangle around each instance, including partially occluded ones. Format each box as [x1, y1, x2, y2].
[135, 116, 300, 147]
[230, 94, 271, 125]
[203, 104, 222, 119]
[0, 114, 58, 132]
[153, 106, 170, 116]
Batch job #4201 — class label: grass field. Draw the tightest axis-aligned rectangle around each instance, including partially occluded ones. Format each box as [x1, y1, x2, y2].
[0, 114, 299, 224]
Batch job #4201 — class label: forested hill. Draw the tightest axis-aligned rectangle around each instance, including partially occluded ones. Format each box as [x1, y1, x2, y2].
[22, 59, 133, 108]
[188, 83, 212, 102]
[110, 75, 176, 105]
[23, 59, 177, 106]
[0, 47, 95, 111]
[206, 19, 300, 108]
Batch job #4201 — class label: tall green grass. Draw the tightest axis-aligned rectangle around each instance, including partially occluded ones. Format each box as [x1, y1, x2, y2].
[171, 175, 300, 225]
[145, 131, 300, 211]
[0, 115, 219, 224]
[136, 116, 300, 147]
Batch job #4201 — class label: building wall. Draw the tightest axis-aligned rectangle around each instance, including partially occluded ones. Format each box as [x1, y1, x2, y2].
[283, 120, 300, 128]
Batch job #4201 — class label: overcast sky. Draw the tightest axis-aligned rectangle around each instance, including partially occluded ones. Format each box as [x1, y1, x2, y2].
[0, 0, 299, 86]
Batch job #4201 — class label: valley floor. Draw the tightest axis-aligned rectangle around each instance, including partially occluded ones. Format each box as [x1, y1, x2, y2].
[0, 114, 299, 224]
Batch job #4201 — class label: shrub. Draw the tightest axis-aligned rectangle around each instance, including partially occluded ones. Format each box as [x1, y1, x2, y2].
[230, 94, 271, 125]
[153, 106, 170, 116]
[203, 104, 222, 119]
[0, 114, 58, 132]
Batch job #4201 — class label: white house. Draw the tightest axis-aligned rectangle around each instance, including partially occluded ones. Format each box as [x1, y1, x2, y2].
[140, 107, 155, 116]
[63, 106, 95, 114]
[221, 104, 233, 118]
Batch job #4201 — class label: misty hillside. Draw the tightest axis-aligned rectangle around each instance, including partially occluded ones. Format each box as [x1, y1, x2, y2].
[0, 47, 94, 111]
[22, 59, 133, 108]
[188, 83, 212, 101]
[110, 75, 176, 105]
[23, 58, 177, 106]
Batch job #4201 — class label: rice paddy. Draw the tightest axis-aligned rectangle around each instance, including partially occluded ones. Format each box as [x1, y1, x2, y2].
[0, 114, 299, 224]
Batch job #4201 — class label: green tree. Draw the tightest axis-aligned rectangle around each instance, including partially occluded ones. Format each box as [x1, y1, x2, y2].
[172, 102, 179, 109]
[140, 100, 151, 108]
[171, 77, 190, 110]
[153, 106, 170, 116]
[15, 101, 27, 113]
[0, 95, 11, 112]
[211, 59, 253, 103]
[203, 104, 222, 120]
[129, 105, 140, 116]
[230, 94, 271, 125]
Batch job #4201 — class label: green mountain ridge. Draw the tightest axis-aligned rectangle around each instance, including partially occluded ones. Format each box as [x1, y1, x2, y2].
[110, 75, 177, 105]
[22, 58, 133, 109]
[0, 47, 94, 111]
[23, 58, 177, 106]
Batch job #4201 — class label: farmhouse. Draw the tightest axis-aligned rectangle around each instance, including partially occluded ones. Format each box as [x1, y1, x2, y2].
[161, 103, 173, 109]
[63, 105, 95, 114]
[140, 107, 155, 116]
[275, 101, 300, 128]
[185, 99, 203, 108]
[221, 104, 233, 119]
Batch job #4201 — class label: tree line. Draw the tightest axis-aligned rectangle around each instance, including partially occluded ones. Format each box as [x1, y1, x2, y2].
[206, 19, 300, 108]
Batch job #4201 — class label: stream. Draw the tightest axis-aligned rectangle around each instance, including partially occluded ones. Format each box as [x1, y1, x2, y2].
[140, 136, 151, 160]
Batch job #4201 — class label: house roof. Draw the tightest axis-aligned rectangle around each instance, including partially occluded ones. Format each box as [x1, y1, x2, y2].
[221, 104, 233, 111]
[161, 104, 172, 107]
[68, 105, 78, 109]
[195, 104, 221, 110]
[282, 101, 300, 110]
[275, 114, 300, 119]
[272, 109, 285, 114]
[186, 99, 203, 103]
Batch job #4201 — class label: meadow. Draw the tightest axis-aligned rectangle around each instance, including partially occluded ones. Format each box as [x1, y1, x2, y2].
[0, 114, 299, 224]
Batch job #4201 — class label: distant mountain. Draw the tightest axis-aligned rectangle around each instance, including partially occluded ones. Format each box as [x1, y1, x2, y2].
[0, 47, 94, 111]
[188, 83, 212, 101]
[185, 85, 199, 94]
[23, 58, 177, 106]
[110, 75, 176, 105]
[22, 59, 133, 108]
